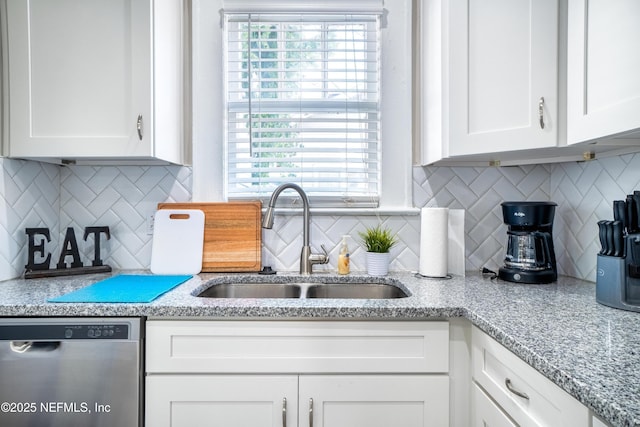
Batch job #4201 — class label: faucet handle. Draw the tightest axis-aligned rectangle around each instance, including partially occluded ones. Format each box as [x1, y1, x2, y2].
[320, 244, 329, 262]
[309, 244, 329, 265]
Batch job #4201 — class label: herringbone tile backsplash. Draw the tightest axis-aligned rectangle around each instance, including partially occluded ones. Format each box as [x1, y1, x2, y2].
[0, 159, 60, 281]
[60, 166, 192, 270]
[553, 153, 640, 280]
[2, 153, 640, 281]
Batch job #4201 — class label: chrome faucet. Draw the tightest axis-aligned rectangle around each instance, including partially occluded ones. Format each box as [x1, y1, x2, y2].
[262, 183, 329, 274]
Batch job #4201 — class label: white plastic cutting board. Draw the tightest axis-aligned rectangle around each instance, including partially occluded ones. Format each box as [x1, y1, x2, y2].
[150, 209, 205, 275]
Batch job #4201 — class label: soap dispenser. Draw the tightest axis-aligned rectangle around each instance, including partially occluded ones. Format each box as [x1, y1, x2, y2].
[337, 235, 350, 275]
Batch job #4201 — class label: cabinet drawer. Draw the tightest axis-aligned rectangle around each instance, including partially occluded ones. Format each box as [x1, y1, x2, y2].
[471, 326, 588, 426]
[472, 382, 517, 427]
[146, 320, 449, 374]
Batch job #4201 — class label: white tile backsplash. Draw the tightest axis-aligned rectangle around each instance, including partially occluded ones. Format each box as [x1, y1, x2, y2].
[552, 152, 640, 281]
[0, 159, 60, 280]
[60, 166, 193, 270]
[1, 153, 639, 281]
[414, 164, 552, 273]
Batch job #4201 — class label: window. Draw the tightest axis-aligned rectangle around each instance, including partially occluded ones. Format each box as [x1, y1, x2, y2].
[191, 0, 413, 211]
[225, 13, 381, 207]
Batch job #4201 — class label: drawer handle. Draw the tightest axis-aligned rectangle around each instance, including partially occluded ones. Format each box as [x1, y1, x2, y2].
[10, 341, 60, 353]
[505, 378, 529, 400]
[282, 398, 287, 427]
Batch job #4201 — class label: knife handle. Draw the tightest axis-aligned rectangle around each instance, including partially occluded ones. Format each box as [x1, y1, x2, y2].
[605, 221, 615, 256]
[614, 200, 627, 234]
[627, 195, 637, 234]
[597, 220, 607, 255]
[612, 221, 624, 257]
[634, 193, 640, 235]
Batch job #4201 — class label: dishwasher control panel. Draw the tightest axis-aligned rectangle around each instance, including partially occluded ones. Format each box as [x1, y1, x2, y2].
[64, 324, 130, 339]
[0, 323, 130, 340]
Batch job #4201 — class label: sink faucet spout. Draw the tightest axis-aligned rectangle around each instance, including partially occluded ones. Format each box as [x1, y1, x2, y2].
[262, 183, 327, 274]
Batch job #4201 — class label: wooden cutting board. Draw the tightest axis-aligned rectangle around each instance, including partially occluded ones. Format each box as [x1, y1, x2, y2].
[157, 202, 262, 272]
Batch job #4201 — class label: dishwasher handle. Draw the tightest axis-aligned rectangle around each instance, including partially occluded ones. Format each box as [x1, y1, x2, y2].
[10, 341, 61, 353]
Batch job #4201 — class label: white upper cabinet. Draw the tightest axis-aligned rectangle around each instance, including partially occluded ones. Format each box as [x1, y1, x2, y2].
[417, 0, 559, 165]
[2, 0, 186, 165]
[566, 0, 640, 145]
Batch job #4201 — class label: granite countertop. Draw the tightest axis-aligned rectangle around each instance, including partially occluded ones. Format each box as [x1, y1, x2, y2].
[0, 271, 639, 426]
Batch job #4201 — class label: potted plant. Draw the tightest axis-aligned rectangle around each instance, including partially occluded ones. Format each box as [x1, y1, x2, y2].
[358, 225, 398, 276]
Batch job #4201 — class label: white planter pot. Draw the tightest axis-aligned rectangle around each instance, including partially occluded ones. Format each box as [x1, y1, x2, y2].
[365, 252, 390, 276]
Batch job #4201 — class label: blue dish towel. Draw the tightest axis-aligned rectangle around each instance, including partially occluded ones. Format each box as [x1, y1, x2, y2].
[48, 274, 192, 303]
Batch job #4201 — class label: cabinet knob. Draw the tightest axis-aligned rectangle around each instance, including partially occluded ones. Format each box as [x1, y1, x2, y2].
[538, 97, 545, 129]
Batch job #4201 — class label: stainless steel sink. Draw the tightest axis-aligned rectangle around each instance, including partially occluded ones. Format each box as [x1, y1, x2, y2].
[306, 283, 407, 299]
[197, 283, 302, 299]
[195, 279, 409, 299]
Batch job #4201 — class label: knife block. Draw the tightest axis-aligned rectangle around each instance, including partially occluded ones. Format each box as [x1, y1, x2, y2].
[596, 234, 640, 312]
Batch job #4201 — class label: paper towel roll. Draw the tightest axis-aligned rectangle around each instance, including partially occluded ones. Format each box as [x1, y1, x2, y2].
[419, 207, 449, 277]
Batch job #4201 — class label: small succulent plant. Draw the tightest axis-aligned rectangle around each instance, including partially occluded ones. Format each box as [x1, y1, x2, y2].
[358, 225, 398, 253]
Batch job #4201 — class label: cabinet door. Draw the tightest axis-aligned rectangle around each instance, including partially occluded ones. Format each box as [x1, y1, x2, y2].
[448, 0, 558, 156]
[299, 375, 449, 427]
[145, 375, 298, 427]
[567, 0, 640, 144]
[472, 383, 517, 427]
[5, 0, 152, 159]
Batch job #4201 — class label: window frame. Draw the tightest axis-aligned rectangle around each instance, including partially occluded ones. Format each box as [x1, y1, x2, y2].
[191, 0, 413, 212]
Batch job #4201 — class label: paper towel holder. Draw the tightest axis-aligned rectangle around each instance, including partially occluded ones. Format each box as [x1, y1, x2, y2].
[414, 272, 452, 280]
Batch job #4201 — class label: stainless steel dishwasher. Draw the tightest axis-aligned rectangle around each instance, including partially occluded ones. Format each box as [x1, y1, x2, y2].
[0, 317, 143, 427]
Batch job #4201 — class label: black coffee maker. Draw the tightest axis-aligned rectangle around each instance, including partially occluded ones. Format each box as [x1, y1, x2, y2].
[498, 201, 558, 284]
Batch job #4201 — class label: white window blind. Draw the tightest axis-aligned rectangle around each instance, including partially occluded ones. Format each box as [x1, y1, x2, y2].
[224, 11, 381, 207]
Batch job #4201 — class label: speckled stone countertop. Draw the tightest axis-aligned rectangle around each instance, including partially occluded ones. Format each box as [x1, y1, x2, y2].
[0, 270, 639, 426]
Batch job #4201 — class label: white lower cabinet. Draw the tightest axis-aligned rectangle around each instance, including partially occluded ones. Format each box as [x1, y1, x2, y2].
[471, 325, 589, 426]
[145, 320, 608, 427]
[146, 375, 298, 427]
[145, 321, 450, 427]
[299, 375, 448, 427]
[146, 374, 447, 427]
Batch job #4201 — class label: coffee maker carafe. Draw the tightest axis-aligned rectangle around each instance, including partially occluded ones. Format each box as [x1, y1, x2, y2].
[498, 201, 558, 284]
